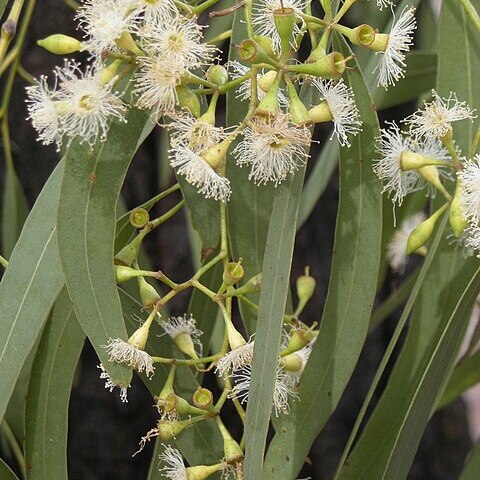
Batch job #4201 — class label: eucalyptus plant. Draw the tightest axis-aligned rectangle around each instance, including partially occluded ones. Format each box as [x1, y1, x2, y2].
[1, 0, 480, 479]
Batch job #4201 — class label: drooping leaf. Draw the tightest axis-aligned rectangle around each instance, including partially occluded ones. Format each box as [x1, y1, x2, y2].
[0, 162, 64, 422]
[25, 287, 84, 480]
[0, 457, 19, 480]
[263, 36, 382, 480]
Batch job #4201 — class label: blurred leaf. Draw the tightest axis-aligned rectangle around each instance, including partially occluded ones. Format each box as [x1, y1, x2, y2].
[0, 457, 18, 480]
[263, 36, 382, 480]
[0, 162, 64, 423]
[57, 107, 155, 387]
[438, 348, 480, 409]
[459, 439, 480, 480]
[1, 166, 29, 257]
[25, 287, 84, 480]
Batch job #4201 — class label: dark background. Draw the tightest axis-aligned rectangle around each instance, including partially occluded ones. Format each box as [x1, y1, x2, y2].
[0, 0, 473, 478]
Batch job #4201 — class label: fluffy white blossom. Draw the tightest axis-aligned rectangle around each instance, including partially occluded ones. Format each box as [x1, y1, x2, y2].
[134, 56, 184, 115]
[387, 212, 426, 273]
[139, 16, 215, 69]
[405, 91, 476, 140]
[129, 0, 178, 26]
[311, 78, 362, 147]
[104, 338, 155, 377]
[97, 363, 130, 402]
[161, 314, 203, 340]
[252, 0, 306, 52]
[457, 227, 480, 258]
[158, 445, 188, 480]
[230, 363, 298, 416]
[26, 76, 62, 148]
[234, 113, 311, 186]
[375, 7, 417, 88]
[76, 0, 134, 54]
[458, 156, 480, 226]
[216, 341, 255, 376]
[54, 61, 127, 146]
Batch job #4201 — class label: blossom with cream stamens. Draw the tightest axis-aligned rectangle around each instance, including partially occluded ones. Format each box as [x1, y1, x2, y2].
[310, 78, 362, 147]
[76, 0, 134, 54]
[215, 341, 255, 376]
[373, 6, 417, 88]
[129, 0, 178, 27]
[405, 90, 476, 140]
[160, 314, 203, 358]
[387, 212, 427, 273]
[281, 342, 314, 385]
[458, 156, 480, 226]
[103, 338, 155, 377]
[26, 76, 62, 148]
[234, 113, 311, 186]
[134, 56, 184, 115]
[252, 0, 306, 52]
[230, 363, 298, 416]
[97, 364, 130, 402]
[139, 16, 216, 69]
[464, 224, 480, 258]
[54, 61, 127, 146]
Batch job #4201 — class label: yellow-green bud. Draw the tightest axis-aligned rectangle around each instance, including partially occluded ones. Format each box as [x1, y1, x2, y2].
[201, 139, 232, 170]
[37, 34, 82, 54]
[418, 166, 451, 201]
[114, 233, 144, 267]
[157, 418, 196, 441]
[129, 207, 150, 229]
[115, 31, 143, 55]
[255, 74, 282, 117]
[226, 321, 247, 351]
[308, 101, 333, 124]
[138, 276, 161, 308]
[346, 24, 376, 47]
[173, 332, 198, 360]
[296, 267, 316, 306]
[157, 364, 176, 405]
[223, 260, 245, 286]
[288, 52, 346, 80]
[238, 39, 277, 66]
[176, 85, 201, 118]
[185, 464, 226, 480]
[258, 70, 277, 93]
[99, 59, 122, 84]
[164, 394, 207, 416]
[252, 35, 276, 59]
[368, 32, 389, 53]
[281, 327, 316, 356]
[400, 151, 450, 171]
[193, 387, 214, 410]
[115, 265, 145, 283]
[450, 181, 469, 237]
[207, 65, 229, 86]
[216, 417, 244, 463]
[406, 203, 449, 255]
[286, 79, 309, 125]
[280, 352, 303, 372]
[273, 7, 296, 58]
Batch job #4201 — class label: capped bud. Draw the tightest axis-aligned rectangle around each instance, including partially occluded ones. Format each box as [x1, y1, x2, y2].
[280, 352, 304, 372]
[400, 151, 451, 171]
[129, 207, 150, 229]
[238, 39, 277, 66]
[164, 393, 207, 416]
[308, 101, 332, 124]
[193, 387, 214, 410]
[115, 31, 143, 56]
[99, 59, 122, 84]
[115, 265, 147, 283]
[450, 180, 469, 237]
[174, 332, 198, 360]
[281, 326, 317, 356]
[176, 85, 201, 118]
[225, 318, 247, 351]
[273, 7, 296, 58]
[406, 203, 449, 255]
[201, 138, 232, 170]
[252, 35, 276, 59]
[258, 70, 277, 93]
[215, 417, 244, 463]
[114, 233, 145, 266]
[157, 417, 203, 441]
[295, 267, 316, 314]
[368, 32, 390, 53]
[128, 308, 157, 351]
[186, 464, 227, 480]
[156, 364, 176, 409]
[288, 52, 346, 80]
[255, 73, 282, 117]
[207, 65, 229, 86]
[37, 34, 82, 54]
[223, 260, 245, 286]
[418, 166, 451, 201]
[286, 79, 309, 125]
[137, 276, 161, 308]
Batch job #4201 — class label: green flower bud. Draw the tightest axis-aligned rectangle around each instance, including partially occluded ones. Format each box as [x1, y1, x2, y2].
[258, 70, 277, 93]
[114, 233, 145, 267]
[215, 417, 244, 463]
[280, 352, 303, 372]
[115, 265, 145, 283]
[99, 59, 122, 84]
[223, 260, 245, 286]
[450, 180, 469, 237]
[129, 207, 150, 229]
[164, 393, 207, 416]
[418, 166, 451, 201]
[138, 276, 161, 308]
[296, 267, 316, 314]
[238, 39, 277, 66]
[308, 101, 332, 124]
[255, 73, 282, 117]
[252, 35, 276, 59]
[406, 203, 449, 255]
[288, 52, 346, 80]
[115, 31, 143, 55]
[201, 138, 232, 170]
[157, 417, 203, 441]
[174, 332, 198, 360]
[186, 464, 226, 480]
[273, 7, 296, 58]
[127, 308, 157, 350]
[286, 79, 309, 125]
[281, 326, 317, 356]
[156, 364, 176, 406]
[207, 65, 229, 86]
[37, 34, 82, 54]
[400, 151, 451, 171]
[176, 85, 201, 118]
[368, 32, 390, 53]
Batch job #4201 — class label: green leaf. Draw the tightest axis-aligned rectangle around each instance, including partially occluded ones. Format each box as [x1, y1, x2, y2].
[459, 439, 480, 480]
[0, 457, 19, 480]
[263, 36, 382, 480]
[1, 165, 29, 258]
[438, 348, 480, 409]
[57, 107, 154, 386]
[0, 162, 64, 423]
[25, 287, 84, 480]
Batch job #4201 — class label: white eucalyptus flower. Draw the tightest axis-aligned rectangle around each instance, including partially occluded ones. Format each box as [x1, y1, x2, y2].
[215, 341, 255, 376]
[104, 338, 155, 377]
[281, 342, 314, 385]
[311, 78, 362, 147]
[458, 156, 480, 226]
[252, 0, 306, 52]
[26, 76, 62, 148]
[169, 144, 231, 201]
[387, 212, 426, 273]
[158, 445, 188, 480]
[230, 363, 298, 416]
[138, 16, 215, 69]
[129, 0, 178, 26]
[134, 56, 184, 115]
[54, 61, 127, 146]
[375, 7, 417, 88]
[234, 113, 311, 186]
[97, 364, 130, 402]
[161, 314, 203, 340]
[76, 0, 134, 54]
[464, 224, 480, 258]
[405, 90, 476, 140]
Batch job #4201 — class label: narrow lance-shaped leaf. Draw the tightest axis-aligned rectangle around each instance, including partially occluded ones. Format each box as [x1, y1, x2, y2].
[0, 457, 19, 480]
[264, 35, 382, 480]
